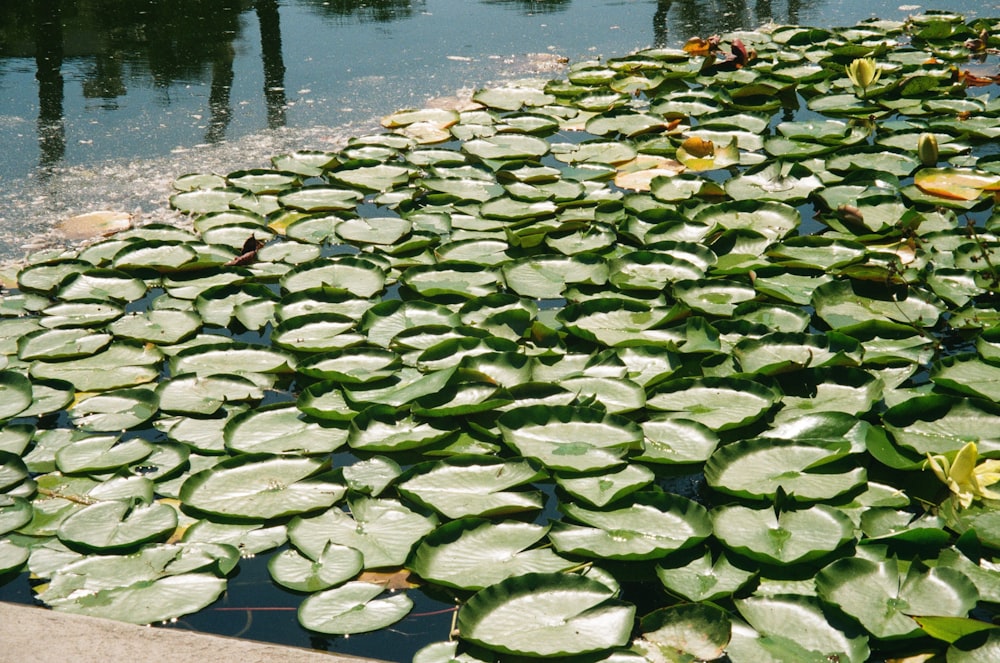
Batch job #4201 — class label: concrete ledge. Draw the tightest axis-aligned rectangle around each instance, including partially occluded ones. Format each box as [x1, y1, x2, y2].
[0, 601, 387, 663]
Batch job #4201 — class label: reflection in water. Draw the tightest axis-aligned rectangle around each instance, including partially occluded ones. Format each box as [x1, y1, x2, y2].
[1, 0, 828, 175]
[653, 0, 808, 47]
[1, 0, 253, 168]
[481, 0, 571, 13]
[258, 0, 288, 129]
[0, 0, 869, 185]
[205, 42, 236, 144]
[33, 0, 66, 171]
[298, 0, 416, 22]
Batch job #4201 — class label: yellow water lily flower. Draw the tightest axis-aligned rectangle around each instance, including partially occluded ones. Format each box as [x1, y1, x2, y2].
[917, 132, 939, 167]
[926, 442, 1000, 509]
[845, 57, 881, 97]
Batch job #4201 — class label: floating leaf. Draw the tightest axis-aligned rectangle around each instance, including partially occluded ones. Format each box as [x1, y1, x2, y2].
[549, 493, 711, 560]
[705, 437, 866, 502]
[456, 573, 635, 657]
[636, 603, 732, 662]
[57, 500, 178, 553]
[397, 456, 545, 518]
[409, 519, 572, 590]
[180, 455, 345, 520]
[299, 581, 412, 635]
[289, 497, 435, 568]
[497, 405, 643, 472]
[816, 554, 979, 640]
[712, 504, 854, 565]
[268, 544, 364, 592]
[728, 595, 870, 663]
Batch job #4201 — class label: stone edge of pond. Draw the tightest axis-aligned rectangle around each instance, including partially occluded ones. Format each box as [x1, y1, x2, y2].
[0, 600, 391, 663]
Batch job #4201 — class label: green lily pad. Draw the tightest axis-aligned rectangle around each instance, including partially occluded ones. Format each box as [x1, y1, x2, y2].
[705, 437, 866, 502]
[456, 572, 635, 657]
[656, 548, 756, 602]
[816, 554, 979, 640]
[726, 161, 823, 202]
[502, 254, 609, 299]
[288, 496, 435, 568]
[728, 595, 870, 663]
[635, 603, 732, 662]
[55, 434, 153, 474]
[554, 463, 655, 507]
[156, 373, 262, 415]
[57, 500, 178, 553]
[268, 543, 364, 592]
[397, 456, 545, 518]
[409, 519, 573, 591]
[549, 492, 712, 560]
[68, 388, 158, 432]
[180, 455, 345, 520]
[883, 395, 1000, 455]
[225, 405, 348, 456]
[712, 504, 855, 565]
[47, 573, 227, 625]
[299, 581, 413, 635]
[646, 377, 778, 431]
[497, 405, 643, 472]
[278, 186, 362, 212]
[812, 279, 945, 329]
[0, 370, 32, 420]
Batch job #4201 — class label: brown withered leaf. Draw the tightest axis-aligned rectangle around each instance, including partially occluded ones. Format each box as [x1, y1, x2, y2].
[356, 568, 421, 590]
[683, 36, 719, 56]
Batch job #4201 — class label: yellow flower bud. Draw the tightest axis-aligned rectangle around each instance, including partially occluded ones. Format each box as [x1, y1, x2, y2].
[846, 57, 881, 97]
[918, 132, 939, 166]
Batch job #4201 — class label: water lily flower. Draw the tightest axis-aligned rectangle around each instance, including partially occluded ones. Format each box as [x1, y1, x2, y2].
[845, 57, 881, 97]
[926, 442, 1000, 509]
[917, 133, 939, 167]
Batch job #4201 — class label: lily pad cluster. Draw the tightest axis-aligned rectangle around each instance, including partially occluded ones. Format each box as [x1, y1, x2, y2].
[2, 10, 1000, 662]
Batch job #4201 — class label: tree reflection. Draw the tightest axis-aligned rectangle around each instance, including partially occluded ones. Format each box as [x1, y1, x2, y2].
[654, 0, 810, 47]
[33, 0, 66, 171]
[257, 0, 287, 129]
[297, 0, 415, 22]
[481, 0, 570, 13]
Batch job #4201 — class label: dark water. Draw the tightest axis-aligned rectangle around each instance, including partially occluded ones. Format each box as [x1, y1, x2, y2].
[1, 0, 994, 263]
[0, 1, 996, 660]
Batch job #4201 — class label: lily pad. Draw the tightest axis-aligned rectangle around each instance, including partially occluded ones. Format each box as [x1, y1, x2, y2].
[497, 405, 643, 472]
[180, 455, 345, 520]
[298, 581, 413, 635]
[409, 519, 573, 590]
[456, 572, 635, 657]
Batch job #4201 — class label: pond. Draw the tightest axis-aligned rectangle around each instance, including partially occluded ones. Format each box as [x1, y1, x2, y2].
[1, 3, 1000, 663]
[0, 0, 992, 264]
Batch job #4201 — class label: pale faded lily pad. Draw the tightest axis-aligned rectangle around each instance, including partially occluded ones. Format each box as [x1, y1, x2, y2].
[409, 519, 573, 590]
[298, 581, 413, 635]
